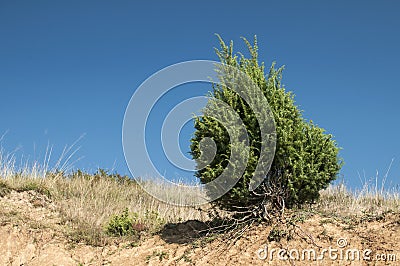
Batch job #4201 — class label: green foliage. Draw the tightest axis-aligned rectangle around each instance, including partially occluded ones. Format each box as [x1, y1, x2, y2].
[143, 209, 165, 232]
[106, 208, 139, 237]
[106, 208, 164, 237]
[190, 35, 342, 211]
[146, 250, 169, 263]
[71, 168, 135, 186]
[267, 227, 289, 242]
[16, 181, 51, 197]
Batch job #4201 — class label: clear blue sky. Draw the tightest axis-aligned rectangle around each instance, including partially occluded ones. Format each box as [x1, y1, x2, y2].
[0, 0, 399, 190]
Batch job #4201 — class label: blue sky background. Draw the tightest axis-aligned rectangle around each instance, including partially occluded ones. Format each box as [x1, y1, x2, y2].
[0, 1, 399, 190]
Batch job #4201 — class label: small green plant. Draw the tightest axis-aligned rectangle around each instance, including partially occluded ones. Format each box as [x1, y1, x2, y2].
[288, 211, 310, 224]
[0, 180, 11, 197]
[318, 229, 334, 242]
[146, 250, 169, 263]
[177, 250, 193, 263]
[105, 208, 165, 237]
[319, 218, 334, 225]
[124, 241, 139, 248]
[156, 251, 169, 261]
[267, 227, 288, 242]
[106, 208, 138, 237]
[192, 233, 219, 249]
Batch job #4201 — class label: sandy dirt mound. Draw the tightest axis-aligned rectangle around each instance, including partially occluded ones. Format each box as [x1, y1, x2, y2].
[1, 190, 399, 265]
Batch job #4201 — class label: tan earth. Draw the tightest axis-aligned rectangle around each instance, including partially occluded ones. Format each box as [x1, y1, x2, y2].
[1, 190, 399, 266]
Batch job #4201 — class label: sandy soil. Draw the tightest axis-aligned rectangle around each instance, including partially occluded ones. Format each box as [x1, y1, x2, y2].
[1, 190, 399, 266]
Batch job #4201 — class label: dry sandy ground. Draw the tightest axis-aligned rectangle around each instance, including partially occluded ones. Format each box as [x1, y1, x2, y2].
[0, 190, 399, 266]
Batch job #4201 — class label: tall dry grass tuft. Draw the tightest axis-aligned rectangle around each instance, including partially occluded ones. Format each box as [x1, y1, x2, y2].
[316, 162, 399, 218]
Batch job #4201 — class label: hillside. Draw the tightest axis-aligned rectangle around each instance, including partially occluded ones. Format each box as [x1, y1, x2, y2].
[0, 176, 399, 265]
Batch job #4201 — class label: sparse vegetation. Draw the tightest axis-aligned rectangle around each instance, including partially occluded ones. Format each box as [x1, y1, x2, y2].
[146, 250, 169, 263]
[2, 173, 209, 245]
[0, 35, 397, 263]
[267, 227, 289, 242]
[0, 146, 399, 264]
[0, 146, 209, 246]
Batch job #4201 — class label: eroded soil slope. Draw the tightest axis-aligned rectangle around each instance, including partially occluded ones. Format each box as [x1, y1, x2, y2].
[1, 190, 399, 265]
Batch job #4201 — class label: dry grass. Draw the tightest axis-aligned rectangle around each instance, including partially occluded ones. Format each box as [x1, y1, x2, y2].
[1, 173, 212, 245]
[1, 144, 399, 247]
[0, 145, 210, 245]
[315, 182, 400, 219]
